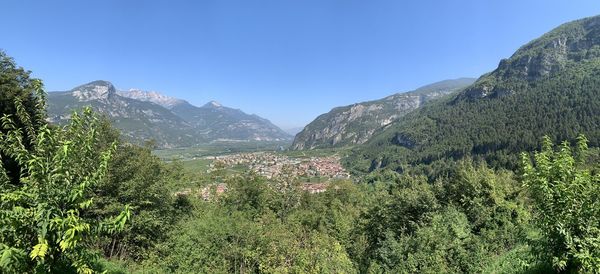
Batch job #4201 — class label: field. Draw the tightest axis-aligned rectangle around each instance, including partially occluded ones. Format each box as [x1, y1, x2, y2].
[153, 141, 355, 174]
[153, 140, 292, 160]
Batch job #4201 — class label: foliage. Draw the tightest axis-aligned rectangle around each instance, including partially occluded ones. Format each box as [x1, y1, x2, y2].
[356, 160, 531, 273]
[0, 50, 48, 185]
[522, 135, 600, 272]
[85, 117, 191, 261]
[0, 107, 130, 273]
[143, 172, 359, 273]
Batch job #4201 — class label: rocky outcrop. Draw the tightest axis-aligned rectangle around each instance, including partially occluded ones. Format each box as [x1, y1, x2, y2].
[461, 15, 600, 100]
[118, 89, 186, 109]
[71, 80, 116, 102]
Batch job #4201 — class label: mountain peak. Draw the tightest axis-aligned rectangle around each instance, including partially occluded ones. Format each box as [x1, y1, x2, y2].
[203, 101, 223, 108]
[48, 80, 292, 147]
[71, 80, 116, 102]
[118, 89, 186, 109]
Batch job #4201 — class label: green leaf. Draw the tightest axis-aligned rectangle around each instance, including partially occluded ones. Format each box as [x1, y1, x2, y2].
[29, 243, 48, 260]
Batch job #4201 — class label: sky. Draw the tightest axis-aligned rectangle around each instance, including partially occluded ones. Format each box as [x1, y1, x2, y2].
[3, 1, 600, 129]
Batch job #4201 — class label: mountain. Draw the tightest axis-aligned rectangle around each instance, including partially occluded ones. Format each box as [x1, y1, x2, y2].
[291, 78, 475, 150]
[117, 89, 186, 109]
[347, 15, 600, 173]
[47, 81, 200, 147]
[47, 81, 291, 148]
[118, 87, 291, 141]
[169, 100, 291, 141]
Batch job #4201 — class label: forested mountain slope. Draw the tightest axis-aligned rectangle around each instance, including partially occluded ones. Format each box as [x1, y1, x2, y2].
[347, 15, 600, 173]
[292, 78, 475, 150]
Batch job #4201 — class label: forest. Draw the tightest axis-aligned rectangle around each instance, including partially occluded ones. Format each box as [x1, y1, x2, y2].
[1, 47, 600, 274]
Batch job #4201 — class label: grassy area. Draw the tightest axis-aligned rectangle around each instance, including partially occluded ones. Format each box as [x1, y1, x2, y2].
[178, 158, 251, 176]
[153, 140, 292, 160]
[180, 158, 213, 174]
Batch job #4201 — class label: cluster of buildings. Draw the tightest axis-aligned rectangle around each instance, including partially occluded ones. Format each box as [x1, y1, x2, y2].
[172, 153, 352, 200]
[208, 152, 350, 179]
[297, 157, 350, 179]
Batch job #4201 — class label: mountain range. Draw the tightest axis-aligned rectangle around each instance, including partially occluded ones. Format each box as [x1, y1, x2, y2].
[46, 81, 291, 148]
[291, 78, 475, 150]
[45, 14, 600, 159]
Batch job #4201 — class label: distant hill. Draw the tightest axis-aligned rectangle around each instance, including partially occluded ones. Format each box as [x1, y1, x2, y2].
[347, 15, 600, 173]
[291, 78, 475, 150]
[47, 81, 291, 148]
[169, 100, 291, 142]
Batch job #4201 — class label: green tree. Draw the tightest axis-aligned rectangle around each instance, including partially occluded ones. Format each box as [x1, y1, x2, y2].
[91, 143, 183, 261]
[0, 107, 130, 273]
[80, 117, 191, 261]
[0, 51, 47, 185]
[522, 135, 600, 272]
[268, 165, 303, 220]
[221, 172, 270, 218]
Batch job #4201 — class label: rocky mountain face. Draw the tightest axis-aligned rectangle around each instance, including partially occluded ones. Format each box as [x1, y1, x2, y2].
[47, 81, 291, 148]
[347, 15, 600, 173]
[461, 15, 600, 100]
[291, 78, 475, 150]
[117, 89, 186, 109]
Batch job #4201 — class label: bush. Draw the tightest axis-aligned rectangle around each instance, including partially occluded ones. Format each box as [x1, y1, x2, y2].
[522, 135, 600, 272]
[0, 108, 129, 273]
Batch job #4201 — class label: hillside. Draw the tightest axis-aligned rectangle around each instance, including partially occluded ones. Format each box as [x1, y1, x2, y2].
[347, 15, 600, 173]
[120, 88, 291, 142]
[47, 81, 201, 147]
[170, 101, 291, 142]
[292, 78, 475, 150]
[47, 81, 291, 148]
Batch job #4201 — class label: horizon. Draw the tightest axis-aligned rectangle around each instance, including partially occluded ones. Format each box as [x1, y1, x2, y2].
[3, 1, 600, 129]
[43, 76, 476, 131]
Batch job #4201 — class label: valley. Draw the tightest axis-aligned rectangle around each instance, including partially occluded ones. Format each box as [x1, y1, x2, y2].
[2, 4, 600, 274]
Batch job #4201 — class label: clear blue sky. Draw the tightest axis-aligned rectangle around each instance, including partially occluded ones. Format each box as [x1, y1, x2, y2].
[3, 1, 600, 129]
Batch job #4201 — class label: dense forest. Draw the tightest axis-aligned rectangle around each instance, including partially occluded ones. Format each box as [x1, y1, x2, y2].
[1, 48, 600, 273]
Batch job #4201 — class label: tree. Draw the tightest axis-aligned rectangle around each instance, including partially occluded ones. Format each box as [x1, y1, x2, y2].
[71, 116, 191, 261]
[91, 140, 185, 261]
[522, 135, 600, 272]
[221, 172, 270, 218]
[0, 50, 47, 184]
[0, 108, 130, 273]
